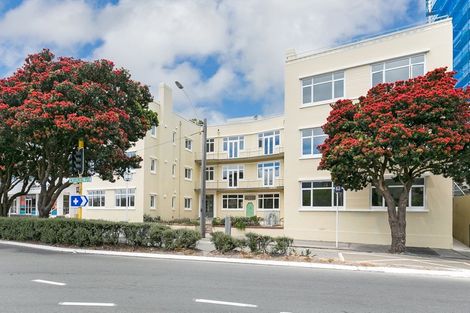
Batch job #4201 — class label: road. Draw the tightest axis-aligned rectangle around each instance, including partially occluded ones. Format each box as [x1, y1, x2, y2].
[1, 244, 469, 313]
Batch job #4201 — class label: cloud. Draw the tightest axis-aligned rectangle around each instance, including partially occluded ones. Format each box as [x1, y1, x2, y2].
[0, 0, 421, 123]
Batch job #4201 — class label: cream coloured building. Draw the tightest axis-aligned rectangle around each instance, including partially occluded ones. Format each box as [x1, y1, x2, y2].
[75, 18, 454, 248]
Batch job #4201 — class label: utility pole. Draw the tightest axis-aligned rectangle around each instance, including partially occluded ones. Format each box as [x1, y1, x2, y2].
[77, 138, 84, 219]
[199, 118, 207, 237]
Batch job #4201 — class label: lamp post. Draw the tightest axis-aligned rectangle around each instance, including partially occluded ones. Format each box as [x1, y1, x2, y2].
[175, 81, 207, 238]
[123, 168, 133, 222]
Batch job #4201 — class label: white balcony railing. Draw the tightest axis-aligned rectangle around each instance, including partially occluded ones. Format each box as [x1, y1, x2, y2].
[197, 178, 284, 190]
[197, 146, 284, 161]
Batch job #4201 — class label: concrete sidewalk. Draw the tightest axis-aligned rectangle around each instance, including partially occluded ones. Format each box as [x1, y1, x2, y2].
[197, 236, 470, 273]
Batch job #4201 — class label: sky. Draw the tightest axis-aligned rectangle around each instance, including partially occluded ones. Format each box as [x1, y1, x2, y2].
[0, 0, 426, 124]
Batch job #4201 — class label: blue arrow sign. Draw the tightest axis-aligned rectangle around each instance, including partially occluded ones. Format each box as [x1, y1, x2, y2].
[70, 195, 89, 208]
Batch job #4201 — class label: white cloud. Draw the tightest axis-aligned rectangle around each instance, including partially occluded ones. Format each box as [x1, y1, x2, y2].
[0, 0, 421, 123]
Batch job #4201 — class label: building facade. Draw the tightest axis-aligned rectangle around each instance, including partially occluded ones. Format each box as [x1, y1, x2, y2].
[430, 0, 469, 87]
[10, 19, 456, 248]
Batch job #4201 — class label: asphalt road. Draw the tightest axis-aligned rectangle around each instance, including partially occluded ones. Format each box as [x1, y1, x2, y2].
[1, 244, 469, 313]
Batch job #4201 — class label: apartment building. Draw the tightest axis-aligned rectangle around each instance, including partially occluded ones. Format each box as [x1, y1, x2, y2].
[81, 83, 202, 222]
[283, 18, 454, 248]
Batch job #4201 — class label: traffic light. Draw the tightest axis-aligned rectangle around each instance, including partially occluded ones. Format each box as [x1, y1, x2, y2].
[74, 148, 84, 175]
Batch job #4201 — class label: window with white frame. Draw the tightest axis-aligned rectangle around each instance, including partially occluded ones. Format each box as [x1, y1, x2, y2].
[150, 125, 157, 137]
[184, 197, 192, 210]
[88, 190, 105, 207]
[25, 195, 36, 215]
[301, 181, 344, 209]
[206, 138, 215, 153]
[62, 195, 69, 215]
[222, 194, 244, 210]
[115, 188, 135, 207]
[301, 127, 327, 157]
[185, 138, 192, 151]
[371, 178, 425, 210]
[257, 161, 280, 186]
[184, 167, 192, 180]
[172, 163, 176, 177]
[171, 196, 176, 209]
[223, 136, 244, 158]
[150, 194, 157, 209]
[222, 165, 244, 187]
[258, 130, 280, 155]
[258, 194, 280, 210]
[302, 71, 344, 105]
[150, 158, 157, 174]
[372, 54, 425, 86]
[206, 166, 215, 181]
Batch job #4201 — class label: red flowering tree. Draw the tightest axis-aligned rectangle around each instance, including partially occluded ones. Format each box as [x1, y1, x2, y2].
[0, 49, 158, 217]
[319, 68, 470, 253]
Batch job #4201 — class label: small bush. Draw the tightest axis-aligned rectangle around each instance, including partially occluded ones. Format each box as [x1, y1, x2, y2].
[211, 231, 245, 253]
[148, 224, 170, 248]
[245, 232, 273, 253]
[162, 218, 199, 226]
[143, 215, 161, 223]
[271, 236, 294, 256]
[212, 216, 261, 230]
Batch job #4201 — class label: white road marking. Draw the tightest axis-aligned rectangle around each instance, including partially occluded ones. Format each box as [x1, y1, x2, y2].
[195, 299, 258, 308]
[32, 279, 66, 286]
[58, 302, 116, 307]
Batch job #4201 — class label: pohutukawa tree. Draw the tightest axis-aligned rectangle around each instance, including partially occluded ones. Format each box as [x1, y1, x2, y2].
[319, 68, 469, 253]
[0, 49, 158, 217]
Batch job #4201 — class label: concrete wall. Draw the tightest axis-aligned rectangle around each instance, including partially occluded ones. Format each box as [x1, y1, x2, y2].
[453, 195, 470, 246]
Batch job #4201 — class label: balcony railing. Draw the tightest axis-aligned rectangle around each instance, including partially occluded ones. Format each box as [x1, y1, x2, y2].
[196, 146, 284, 163]
[196, 178, 284, 191]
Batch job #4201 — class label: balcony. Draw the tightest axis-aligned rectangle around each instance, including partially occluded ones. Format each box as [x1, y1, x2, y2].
[196, 146, 284, 164]
[195, 178, 284, 193]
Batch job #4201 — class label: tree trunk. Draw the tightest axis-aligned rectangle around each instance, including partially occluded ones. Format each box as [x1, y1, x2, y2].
[389, 217, 406, 253]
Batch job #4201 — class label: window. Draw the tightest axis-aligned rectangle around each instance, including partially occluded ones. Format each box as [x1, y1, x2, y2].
[171, 196, 176, 209]
[184, 167, 192, 180]
[62, 195, 69, 215]
[125, 151, 137, 172]
[206, 138, 215, 153]
[258, 130, 280, 155]
[258, 194, 280, 210]
[222, 194, 244, 210]
[302, 71, 344, 105]
[184, 197, 192, 210]
[150, 125, 157, 137]
[206, 166, 215, 181]
[257, 161, 280, 186]
[301, 127, 327, 157]
[25, 195, 36, 215]
[185, 138, 192, 151]
[301, 181, 344, 209]
[223, 136, 244, 158]
[371, 178, 425, 209]
[115, 189, 135, 207]
[222, 165, 244, 187]
[88, 190, 105, 207]
[150, 195, 156, 209]
[372, 54, 425, 86]
[172, 163, 176, 177]
[150, 158, 157, 174]
[9, 199, 17, 214]
[172, 131, 176, 143]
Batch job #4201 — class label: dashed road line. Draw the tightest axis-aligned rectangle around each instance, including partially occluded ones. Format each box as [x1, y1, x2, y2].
[194, 298, 258, 308]
[58, 302, 116, 307]
[32, 279, 66, 286]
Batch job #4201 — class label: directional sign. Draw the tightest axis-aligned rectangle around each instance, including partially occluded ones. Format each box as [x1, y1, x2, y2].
[69, 177, 92, 184]
[70, 195, 88, 208]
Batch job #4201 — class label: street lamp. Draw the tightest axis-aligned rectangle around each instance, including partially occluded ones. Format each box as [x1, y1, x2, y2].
[175, 81, 207, 238]
[123, 168, 133, 222]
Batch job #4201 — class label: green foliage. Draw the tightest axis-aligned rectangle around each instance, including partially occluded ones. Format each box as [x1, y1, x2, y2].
[143, 215, 161, 223]
[210, 231, 245, 253]
[245, 232, 273, 254]
[212, 216, 261, 230]
[271, 237, 294, 256]
[0, 217, 200, 250]
[162, 218, 200, 226]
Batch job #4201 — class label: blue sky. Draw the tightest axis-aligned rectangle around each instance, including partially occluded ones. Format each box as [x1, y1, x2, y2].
[0, 0, 426, 123]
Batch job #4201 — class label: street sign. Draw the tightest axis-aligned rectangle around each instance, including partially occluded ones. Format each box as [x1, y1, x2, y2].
[70, 195, 88, 208]
[69, 177, 92, 183]
[334, 186, 343, 193]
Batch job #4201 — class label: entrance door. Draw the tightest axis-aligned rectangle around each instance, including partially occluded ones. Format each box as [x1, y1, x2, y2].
[262, 167, 274, 186]
[263, 136, 274, 155]
[228, 140, 239, 158]
[205, 195, 214, 218]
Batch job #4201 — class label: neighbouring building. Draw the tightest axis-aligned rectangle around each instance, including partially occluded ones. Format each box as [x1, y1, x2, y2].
[9, 18, 457, 249]
[429, 0, 469, 87]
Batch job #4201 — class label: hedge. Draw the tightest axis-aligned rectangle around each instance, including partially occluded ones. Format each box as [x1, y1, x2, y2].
[212, 216, 261, 230]
[0, 217, 201, 250]
[211, 231, 294, 255]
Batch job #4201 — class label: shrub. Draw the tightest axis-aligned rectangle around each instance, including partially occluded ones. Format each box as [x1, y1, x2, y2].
[245, 232, 273, 254]
[143, 215, 161, 223]
[148, 224, 170, 248]
[163, 218, 200, 226]
[211, 231, 245, 253]
[271, 236, 294, 256]
[212, 216, 261, 230]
